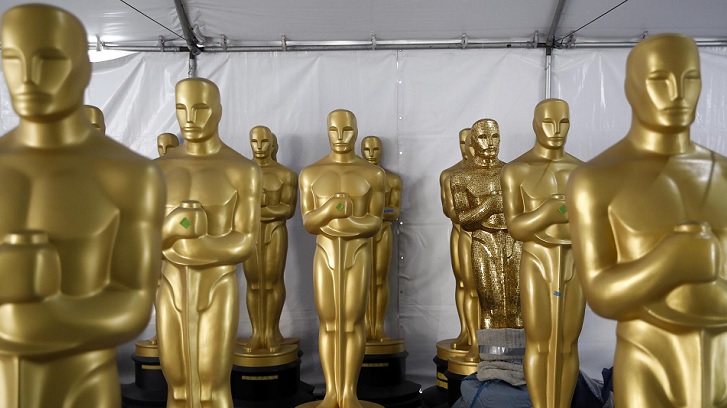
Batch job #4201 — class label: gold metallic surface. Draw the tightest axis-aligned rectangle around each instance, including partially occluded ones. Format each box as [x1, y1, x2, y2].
[435, 339, 468, 361]
[447, 356, 479, 376]
[364, 338, 405, 355]
[84, 105, 106, 134]
[299, 109, 385, 408]
[360, 136, 402, 342]
[0, 5, 164, 407]
[238, 126, 298, 354]
[157, 133, 180, 157]
[502, 99, 584, 408]
[156, 78, 261, 408]
[451, 119, 522, 362]
[567, 34, 727, 407]
[231, 344, 298, 368]
[439, 129, 475, 351]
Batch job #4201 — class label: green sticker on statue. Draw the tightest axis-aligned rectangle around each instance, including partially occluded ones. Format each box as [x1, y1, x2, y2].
[180, 217, 192, 229]
[558, 204, 567, 214]
[336, 203, 345, 212]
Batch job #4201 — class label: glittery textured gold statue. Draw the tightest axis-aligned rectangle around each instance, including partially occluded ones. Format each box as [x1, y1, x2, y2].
[451, 118, 522, 362]
[299, 109, 385, 408]
[360, 136, 401, 342]
[84, 105, 106, 133]
[0, 5, 164, 407]
[157, 133, 180, 157]
[567, 33, 727, 408]
[240, 126, 298, 352]
[502, 99, 584, 408]
[156, 78, 261, 408]
[439, 129, 475, 350]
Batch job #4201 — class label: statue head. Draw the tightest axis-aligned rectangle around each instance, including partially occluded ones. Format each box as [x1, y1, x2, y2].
[470, 119, 500, 160]
[271, 133, 279, 161]
[1, 4, 91, 122]
[361, 136, 382, 166]
[458, 128, 471, 159]
[84, 105, 106, 134]
[327, 109, 357, 154]
[625, 33, 701, 132]
[533, 98, 569, 149]
[250, 125, 274, 160]
[157, 133, 179, 157]
[175, 78, 222, 143]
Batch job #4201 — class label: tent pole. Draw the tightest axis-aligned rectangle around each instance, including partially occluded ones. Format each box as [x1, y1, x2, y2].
[173, 0, 202, 57]
[545, 49, 552, 99]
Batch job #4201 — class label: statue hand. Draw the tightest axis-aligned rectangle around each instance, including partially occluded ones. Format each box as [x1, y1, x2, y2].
[163, 201, 208, 245]
[539, 195, 569, 223]
[0, 232, 61, 304]
[261, 191, 269, 207]
[328, 193, 353, 219]
[664, 222, 720, 284]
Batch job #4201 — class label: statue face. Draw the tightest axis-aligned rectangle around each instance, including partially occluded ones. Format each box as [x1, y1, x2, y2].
[175, 79, 222, 143]
[626, 35, 701, 131]
[361, 136, 382, 165]
[327, 110, 357, 154]
[84, 105, 106, 134]
[533, 99, 569, 149]
[1, 5, 90, 121]
[250, 126, 273, 159]
[458, 129, 471, 159]
[157, 133, 179, 156]
[471, 120, 500, 159]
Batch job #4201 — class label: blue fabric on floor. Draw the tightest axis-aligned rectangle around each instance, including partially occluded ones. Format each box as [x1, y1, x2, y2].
[455, 369, 615, 408]
[457, 374, 532, 408]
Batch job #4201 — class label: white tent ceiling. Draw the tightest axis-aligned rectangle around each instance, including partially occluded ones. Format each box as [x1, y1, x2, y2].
[1, 0, 726, 50]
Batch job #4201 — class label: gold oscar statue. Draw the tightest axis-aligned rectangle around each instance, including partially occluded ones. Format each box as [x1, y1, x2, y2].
[157, 133, 180, 157]
[567, 33, 727, 408]
[451, 119, 523, 363]
[501, 99, 584, 408]
[237, 125, 298, 359]
[438, 129, 475, 355]
[298, 110, 385, 408]
[360, 136, 402, 347]
[156, 78, 261, 408]
[84, 105, 106, 133]
[0, 5, 164, 407]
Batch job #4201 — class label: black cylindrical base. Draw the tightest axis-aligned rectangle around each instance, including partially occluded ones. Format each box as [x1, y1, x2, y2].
[420, 385, 448, 408]
[231, 359, 315, 408]
[357, 351, 422, 408]
[121, 354, 167, 408]
[444, 370, 467, 407]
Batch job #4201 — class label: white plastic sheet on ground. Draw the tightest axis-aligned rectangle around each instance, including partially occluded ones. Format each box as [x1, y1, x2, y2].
[0, 45, 726, 390]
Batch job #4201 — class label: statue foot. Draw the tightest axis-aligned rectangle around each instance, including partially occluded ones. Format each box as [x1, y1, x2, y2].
[463, 348, 479, 363]
[319, 393, 339, 408]
[451, 337, 470, 350]
[340, 393, 364, 408]
[239, 336, 264, 353]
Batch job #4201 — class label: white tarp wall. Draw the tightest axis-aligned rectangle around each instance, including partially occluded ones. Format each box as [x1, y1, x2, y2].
[1, 45, 727, 390]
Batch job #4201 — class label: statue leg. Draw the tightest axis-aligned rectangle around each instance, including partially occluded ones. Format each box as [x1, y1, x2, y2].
[341, 253, 370, 408]
[520, 250, 550, 408]
[242, 248, 263, 350]
[313, 247, 338, 407]
[560, 260, 585, 408]
[157, 275, 188, 408]
[268, 225, 288, 345]
[198, 273, 238, 408]
[450, 225, 468, 347]
[374, 225, 392, 340]
[461, 233, 479, 360]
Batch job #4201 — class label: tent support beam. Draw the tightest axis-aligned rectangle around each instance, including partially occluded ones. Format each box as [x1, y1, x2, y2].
[547, 0, 568, 48]
[173, 0, 201, 77]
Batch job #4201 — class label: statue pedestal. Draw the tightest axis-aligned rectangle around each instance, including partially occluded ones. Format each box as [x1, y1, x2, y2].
[356, 339, 421, 408]
[445, 356, 478, 406]
[421, 339, 468, 408]
[231, 343, 315, 408]
[121, 340, 167, 408]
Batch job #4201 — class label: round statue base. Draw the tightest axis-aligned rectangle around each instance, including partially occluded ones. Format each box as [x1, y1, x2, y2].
[121, 341, 167, 408]
[231, 344, 315, 407]
[421, 339, 468, 408]
[445, 356, 478, 406]
[297, 400, 384, 408]
[357, 339, 421, 408]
